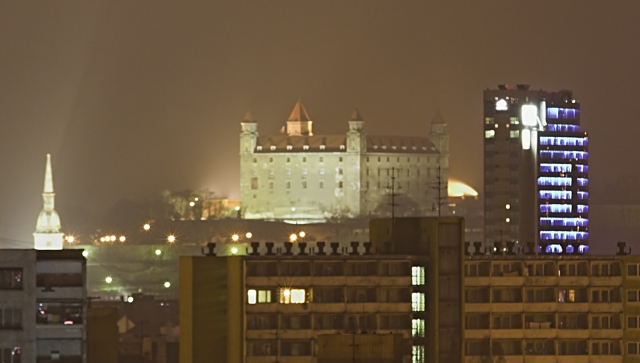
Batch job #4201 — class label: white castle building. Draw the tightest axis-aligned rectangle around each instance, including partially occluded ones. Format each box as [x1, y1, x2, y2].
[239, 101, 450, 221]
[33, 154, 64, 250]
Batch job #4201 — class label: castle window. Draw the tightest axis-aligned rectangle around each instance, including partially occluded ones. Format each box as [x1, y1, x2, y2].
[286, 181, 291, 189]
[303, 145, 309, 150]
[366, 157, 369, 162]
[287, 145, 292, 150]
[339, 181, 343, 188]
[320, 168, 325, 175]
[287, 157, 290, 163]
[303, 157, 307, 162]
[270, 146, 276, 151]
[387, 157, 390, 162]
[378, 157, 381, 162]
[251, 178, 258, 190]
[338, 169, 343, 175]
[319, 181, 324, 189]
[339, 157, 343, 162]
[302, 181, 307, 189]
[340, 145, 345, 150]
[320, 145, 326, 150]
[257, 146, 262, 151]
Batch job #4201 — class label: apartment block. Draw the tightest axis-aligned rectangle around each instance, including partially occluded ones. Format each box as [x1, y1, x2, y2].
[0, 249, 86, 363]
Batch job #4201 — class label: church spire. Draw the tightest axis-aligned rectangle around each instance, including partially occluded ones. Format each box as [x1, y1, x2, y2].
[34, 154, 63, 250]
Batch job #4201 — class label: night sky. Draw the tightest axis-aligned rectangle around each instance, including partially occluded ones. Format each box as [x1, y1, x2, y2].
[1, 1, 639, 247]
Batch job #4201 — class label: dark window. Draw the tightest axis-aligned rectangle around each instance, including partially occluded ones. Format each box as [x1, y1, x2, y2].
[346, 288, 377, 303]
[247, 340, 276, 356]
[246, 314, 277, 330]
[280, 341, 312, 356]
[314, 262, 344, 276]
[1, 348, 21, 363]
[36, 274, 83, 288]
[379, 262, 410, 276]
[0, 308, 21, 329]
[280, 262, 311, 276]
[247, 262, 278, 276]
[379, 288, 410, 303]
[379, 314, 410, 329]
[0, 269, 22, 290]
[346, 262, 377, 276]
[281, 315, 310, 329]
[36, 302, 82, 325]
[251, 177, 258, 189]
[314, 314, 343, 329]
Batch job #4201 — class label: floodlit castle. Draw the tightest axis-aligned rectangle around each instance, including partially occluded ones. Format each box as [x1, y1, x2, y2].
[239, 100, 449, 222]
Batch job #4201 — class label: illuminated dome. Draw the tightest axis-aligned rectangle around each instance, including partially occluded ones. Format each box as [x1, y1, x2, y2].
[448, 180, 478, 198]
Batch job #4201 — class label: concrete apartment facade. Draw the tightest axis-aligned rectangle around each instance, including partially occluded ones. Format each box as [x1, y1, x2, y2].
[0, 249, 86, 363]
[239, 101, 449, 222]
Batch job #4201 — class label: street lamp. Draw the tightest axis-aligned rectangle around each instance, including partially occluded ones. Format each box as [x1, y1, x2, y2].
[245, 232, 252, 239]
[143, 223, 151, 231]
[231, 247, 239, 255]
[119, 236, 126, 242]
[164, 281, 171, 288]
[289, 234, 297, 242]
[167, 235, 176, 243]
[155, 249, 162, 256]
[105, 276, 113, 284]
[299, 231, 306, 238]
[231, 234, 239, 242]
[64, 235, 75, 243]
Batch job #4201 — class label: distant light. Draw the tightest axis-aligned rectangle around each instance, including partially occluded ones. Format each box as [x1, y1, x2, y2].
[127, 296, 134, 303]
[299, 231, 306, 238]
[231, 234, 239, 242]
[164, 281, 171, 288]
[194, 197, 199, 201]
[64, 320, 73, 325]
[231, 247, 239, 255]
[289, 234, 297, 242]
[155, 249, 162, 256]
[505, 204, 510, 210]
[291, 207, 296, 212]
[245, 232, 252, 239]
[82, 250, 89, 258]
[119, 236, 126, 242]
[283, 288, 291, 297]
[167, 235, 176, 243]
[189, 201, 195, 207]
[522, 104, 538, 126]
[521, 129, 531, 150]
[143, 223, 151, 231]
[506, 218, 511, 223]
[105, 276, 113, 284]
[235, 206, 240, 211]
[99, 237, 105, 243]
[110, 235, 116, 242]
[65, 235, 75, 243]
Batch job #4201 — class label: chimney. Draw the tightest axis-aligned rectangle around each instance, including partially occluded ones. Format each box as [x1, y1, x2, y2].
[464, 242, 471, 256]
[265, 242, 275, 255]
[298, 242, 308, 256]
[330, 242, 340, 255]
[363, 242, 372, 255]
[250, 242, 260, 256]
[498, 84, 509, 90]
[350, 242, 360, 255]
[506, 241, 515, 255]
[617, 242, 629, 256]
[283, 242, 293, 255]
[473, 242, 483, 255]
[201, 243, 216, 257]
[316, 242, 326, 255]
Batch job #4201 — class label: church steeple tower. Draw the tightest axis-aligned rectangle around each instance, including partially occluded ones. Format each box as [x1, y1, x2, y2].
[34, 154, 64, 250]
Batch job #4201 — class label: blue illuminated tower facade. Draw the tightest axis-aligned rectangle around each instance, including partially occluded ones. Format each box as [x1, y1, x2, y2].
[483, 85, 589, 254]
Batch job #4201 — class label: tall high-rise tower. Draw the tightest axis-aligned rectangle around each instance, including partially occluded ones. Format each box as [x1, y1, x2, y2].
[483, 85, 589, 254]
[33, 154, 64, 250]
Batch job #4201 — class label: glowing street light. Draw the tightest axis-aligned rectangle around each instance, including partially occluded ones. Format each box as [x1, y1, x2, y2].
[127, 296, 134, 303]
[143, 223, 151, 231]
[110, 235, 116, 242]
[231, 234, 239, 242]
[167, 235, 176, 243]
[64, 235, 75, 243]
[99, 237, 105, 243]
[164, 281, 171, 288]
[119, 236, 126, 242]
[82, 251, 89, 258]
[245, 232, 252, 239]
[231, 247, 239, 255]
[289, 234, 297, 242]
[235, 206, 240, 211]
[299, 231, 306, 238]
[155, 249, 162, 256]
[189, 201, 195, 207]
[105, 276, 113, 284]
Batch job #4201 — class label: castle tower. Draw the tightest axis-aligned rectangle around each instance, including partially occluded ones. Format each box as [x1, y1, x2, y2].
[345, 108, 366, 216]
[286, 100, 313, 136]
[429, 112, 450, 215]
[239, 111, 259, 217]
[33, 154, 64, 250]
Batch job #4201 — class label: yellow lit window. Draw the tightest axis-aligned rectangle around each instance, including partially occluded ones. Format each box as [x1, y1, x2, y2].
[247, 289, 257, 304]
[280, 288, 306, 304]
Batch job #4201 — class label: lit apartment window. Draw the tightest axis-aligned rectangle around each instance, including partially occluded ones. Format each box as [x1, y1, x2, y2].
[411, 292, 425, 312]
[247, 289, 272, 304]
[411, 266, 425, 286]
[412, 345, 425, 363]
[412, 319, 425, 337]
[628, 342, 640, 355]
[485, 130, 495, 139]
[280, 288, 306, 304]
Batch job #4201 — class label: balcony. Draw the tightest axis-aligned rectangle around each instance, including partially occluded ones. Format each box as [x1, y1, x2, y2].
[590, 277, 622, 286]
[465, 303, 491, 313]
[556, 329, 590, 339]
[554, 357, 589, 363]
[590, 303, 623, 313]
[491, 329, 524, 339]
[36, 286, 84, 300]
[524, 277, 558, 286]
[464, 329, 490, 339]
[556, 303, 589, 313]
[464, 277, 491, 286]
[491, 303, 524, 313]
[589, 329, 623, 339]
[524, 303, 557, 312]
[36, 324, 83, 339]
[557, 277, 589, 286]
[523, 324, 556, 339]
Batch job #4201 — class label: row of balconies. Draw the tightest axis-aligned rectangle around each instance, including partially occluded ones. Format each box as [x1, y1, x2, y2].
[247, 302, 411, 314]
[464, 329, 623, 340]
[465, 303, 623, 313]
[465, 276, 622, 287]
[464, 356, 623, 363]
[245, 329, 412, 340]
[246, 276, 411, 287]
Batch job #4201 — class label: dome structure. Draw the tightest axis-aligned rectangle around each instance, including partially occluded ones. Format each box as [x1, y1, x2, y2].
[448, 180, 478, 198]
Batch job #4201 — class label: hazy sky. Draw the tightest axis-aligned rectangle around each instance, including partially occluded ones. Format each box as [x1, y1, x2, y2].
[1, 1, 639, 247]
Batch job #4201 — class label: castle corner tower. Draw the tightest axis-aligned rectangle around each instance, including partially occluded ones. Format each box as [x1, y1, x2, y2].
[33, 154, 64, 250]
